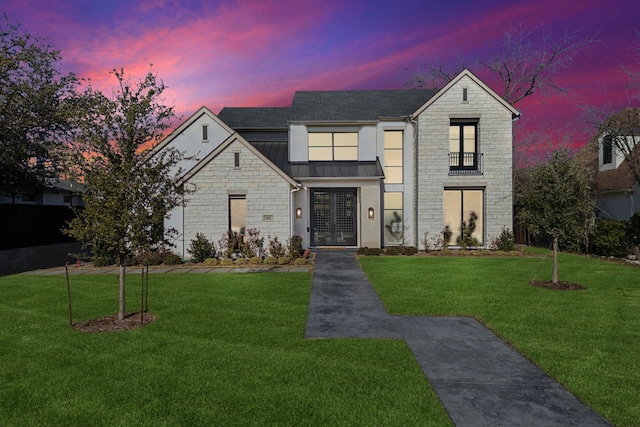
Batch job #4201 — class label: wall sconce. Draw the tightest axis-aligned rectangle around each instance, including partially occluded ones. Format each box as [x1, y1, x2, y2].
[296, 207, 302, 219]
[368, 207, 374, 220]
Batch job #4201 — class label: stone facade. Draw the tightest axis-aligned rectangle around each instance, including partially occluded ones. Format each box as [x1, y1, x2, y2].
[415, 74, 514, 248]
[183, 139, 293, 253]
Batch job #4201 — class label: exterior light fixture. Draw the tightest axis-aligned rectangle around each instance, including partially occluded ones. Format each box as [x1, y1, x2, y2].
[296, 207, 302, 219]
[368, 207, 374, 220]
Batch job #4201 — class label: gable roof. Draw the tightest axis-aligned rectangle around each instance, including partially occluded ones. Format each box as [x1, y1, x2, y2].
[412, 69, 520, 119]
[152, 106, 234, 154]
[218, 107, 291, 129]
[178, 133, 298, 187]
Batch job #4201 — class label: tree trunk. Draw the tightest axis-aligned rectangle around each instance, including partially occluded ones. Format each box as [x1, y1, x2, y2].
[118, 259, 126, 321]
[552, 235, 559, 285]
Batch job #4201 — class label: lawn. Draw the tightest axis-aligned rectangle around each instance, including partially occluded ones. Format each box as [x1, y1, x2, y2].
[0, 271, 451, 426]
[359, 251, 640, 427]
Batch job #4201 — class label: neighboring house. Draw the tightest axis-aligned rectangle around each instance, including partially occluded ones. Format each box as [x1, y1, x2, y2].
[0, 179, 84, 206]
[582, 108, 640, 220]
[156, 69, 520, 258]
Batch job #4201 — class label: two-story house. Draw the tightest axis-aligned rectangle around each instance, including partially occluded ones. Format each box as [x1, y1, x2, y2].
[156, 69, 520, 258]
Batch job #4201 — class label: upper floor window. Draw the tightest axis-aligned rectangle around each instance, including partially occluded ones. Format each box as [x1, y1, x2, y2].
[449, 120, 481, 175]
[602, 134, 613, 165]
[308, 132, 358, 161]
[384, 131, 403, 184]
[202, 124, 209, 142]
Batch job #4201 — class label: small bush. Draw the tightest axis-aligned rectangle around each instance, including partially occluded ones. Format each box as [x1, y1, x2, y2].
[244, 228, 265, 258]
[235, 258, 248, 265]
[204, 258, 219, 266]
[627, 212, 640, 246]
[287, 235, 303, 260]
[267, 236, 286, 258]
[590, 218, 628, 257]
[220, 258, 235, 266]
[264, 256, 277, 265]
[135, 251, 164, 266]
[384, 246, 404, 256]
[249, 256, 262, 264]
[162, 253, 183, 265]
[492, 227, 516, 252]
[294, 258, 308, 265]
[188, 233, 215, 263]
[403, 246, 418, 256]
[277, 256, 291, 265]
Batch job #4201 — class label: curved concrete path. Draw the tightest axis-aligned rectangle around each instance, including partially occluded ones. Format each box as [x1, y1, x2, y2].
[305, 250, 611, 427]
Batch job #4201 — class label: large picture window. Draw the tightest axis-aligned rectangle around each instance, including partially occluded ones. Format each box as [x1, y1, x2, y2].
[384, 131, 403, 184]
[443, 189, 483, 246]
[309, 132, 358, 161]
[229, 195, 246, 236]
[384, 192, 404, 245]
[449, 121, 477, 169]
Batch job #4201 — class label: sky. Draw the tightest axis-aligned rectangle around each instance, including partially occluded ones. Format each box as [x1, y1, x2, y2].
[3, 0, 640, 152]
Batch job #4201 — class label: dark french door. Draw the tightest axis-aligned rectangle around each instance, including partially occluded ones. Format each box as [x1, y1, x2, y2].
[311, 189, 357, 246]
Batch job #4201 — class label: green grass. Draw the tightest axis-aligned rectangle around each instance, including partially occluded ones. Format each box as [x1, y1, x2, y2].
[0, 272, 451, 426]
[359, 251, 640, 427]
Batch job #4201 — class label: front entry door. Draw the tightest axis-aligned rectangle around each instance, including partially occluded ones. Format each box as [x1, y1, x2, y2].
[311, 189, 357, 246]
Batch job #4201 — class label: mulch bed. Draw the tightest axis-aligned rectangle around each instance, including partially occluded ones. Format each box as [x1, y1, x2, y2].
[530, 280, 586, 291]
[73, 312, 158, 333]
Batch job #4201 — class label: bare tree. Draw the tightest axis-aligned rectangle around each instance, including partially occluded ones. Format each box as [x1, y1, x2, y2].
[404, 24, 597, 106]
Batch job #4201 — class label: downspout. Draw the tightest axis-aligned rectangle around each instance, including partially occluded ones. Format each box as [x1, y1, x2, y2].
[410, 115, 419, 249]
[290, 182, 303, 237]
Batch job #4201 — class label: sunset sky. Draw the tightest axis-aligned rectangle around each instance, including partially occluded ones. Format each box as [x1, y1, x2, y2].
[3, 0, 639, 151]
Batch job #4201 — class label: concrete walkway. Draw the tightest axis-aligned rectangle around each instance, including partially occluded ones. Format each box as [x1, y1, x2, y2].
[305, 250, 611, 427]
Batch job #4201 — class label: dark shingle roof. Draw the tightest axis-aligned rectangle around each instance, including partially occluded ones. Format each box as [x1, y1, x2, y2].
[289, 89, 437, 122]
[218, 107, 290, 129]
[250, 141, 289, 173]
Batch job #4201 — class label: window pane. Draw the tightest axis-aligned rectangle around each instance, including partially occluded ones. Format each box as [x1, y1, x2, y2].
[309, 133, 332, 147]
[384, 192, 403, 244]
[385, 149, 402, 166]
[463, 125, 475, 153]
[464, 190, 483, 244]
[443, 190, 462, 245]
[333, 133, 358, 147]
[449, 126, 459, 153]
[229, 196, 246, 235]
[385, 166, 403, 184]
[384, 131, 403, 149]
[334, 146, 358, 160]
[309, 146, 333, 161]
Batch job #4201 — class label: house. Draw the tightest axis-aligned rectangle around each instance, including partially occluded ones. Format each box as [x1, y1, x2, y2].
[156, 69, 520, 258]
[0, 179, 84, 206]
[583, 108, 640, 220]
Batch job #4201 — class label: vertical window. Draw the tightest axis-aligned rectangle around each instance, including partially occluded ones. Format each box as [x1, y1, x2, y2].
[443, 189, 483, 246]
[449, 121, 477, 169]
[308, 132, 358, 161]
[229, 195, 246, 236]
[234, 152, 240, 167]
[202, 124, 209, 142]
[384, 192, 404, 245]
[462, 87, 468, 102]
[384, 131, 403, 184]
[602, 135, 613, 165]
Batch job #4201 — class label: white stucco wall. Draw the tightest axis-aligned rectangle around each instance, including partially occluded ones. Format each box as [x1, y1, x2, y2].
[415, 75, 514, 248]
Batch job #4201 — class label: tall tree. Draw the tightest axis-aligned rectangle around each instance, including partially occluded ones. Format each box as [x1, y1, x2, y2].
[404, 25, 596, 105]
[517, 150, 595, 284]
[65, 68, 184, 320]
[0, 14, 80, 200]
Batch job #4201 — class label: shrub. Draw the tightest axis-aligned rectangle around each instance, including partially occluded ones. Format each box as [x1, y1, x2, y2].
[235, 257, 248, 265]
[267, 236, 286, 258]
[287, 235, 303, 260]
[403, 246, 418, 256]
[162, 253, 183, 265]
[422, 231, 444, 252]
[384, 246, 404, 256]
[277, 256, 291, 265]
[135, 250, 164, 266]
[204, 258, 219, 266]
[457, 211, 480, 249]
[627, 212, 640, 246]
[442, 226, 452, 248]
[188, 233, 215, 263]
[244, 228, 265, 258]
[492, 227, 516, 252]
[590, 218, 628, 257]
[294, 258, 308, 265]
[249, 256, 262, 264]
[264, 256, 277, 265]
[220, 258, 235, 266]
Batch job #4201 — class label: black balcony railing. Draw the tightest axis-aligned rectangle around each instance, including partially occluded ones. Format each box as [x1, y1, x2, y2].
[449, 152, 483, 175]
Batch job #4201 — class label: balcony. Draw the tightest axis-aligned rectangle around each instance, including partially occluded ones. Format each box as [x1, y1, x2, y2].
[449, 152, 483, 176]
